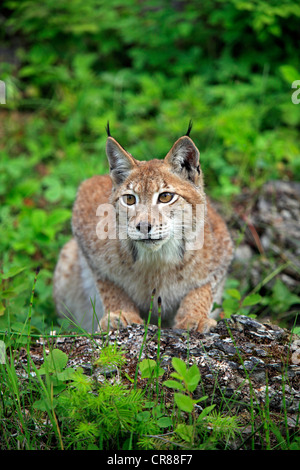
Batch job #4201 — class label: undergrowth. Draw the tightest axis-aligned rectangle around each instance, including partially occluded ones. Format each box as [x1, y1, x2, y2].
[1, 0, 300, 451]
[0, 295, 299, 451]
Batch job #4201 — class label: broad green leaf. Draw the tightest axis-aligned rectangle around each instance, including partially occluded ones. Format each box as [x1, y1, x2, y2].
[185, 363, 200, 392]
[1, 266, 26, 280]
[175, 423, 194, 442]
[139, 358, 156, 373]
[226, 288, 241, 300]
[33, 398, 52, 412]
[163, 379, 185, 391]
[57, 368, 76, 381]
[172, 357, 187, 377]
[170, 372, 184, 381]
[242, 293, 262, 307]
[139, 358, 164, 378]
[222, 298, 239, 313]
[47, 208, 71, 226]
[157, 417, 173, 428]
[39, 349, 69, 375]
[279, 64, 299, 84]
[197, 404, 216, 422]
[1, 288, 17, 300]
[174, 393, 194, 413]
[31, 209, 47, 233]
[137, 411, 151, 422]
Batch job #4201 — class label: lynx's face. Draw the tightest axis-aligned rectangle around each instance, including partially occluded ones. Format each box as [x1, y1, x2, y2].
[106, 132, 206, 259]
[117, 176, 188, 251]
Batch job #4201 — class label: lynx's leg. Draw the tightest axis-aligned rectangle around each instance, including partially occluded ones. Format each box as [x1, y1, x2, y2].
[98, 279, 143, 330]
[53, 239, 104, 332]
[174, 283, 217, 333]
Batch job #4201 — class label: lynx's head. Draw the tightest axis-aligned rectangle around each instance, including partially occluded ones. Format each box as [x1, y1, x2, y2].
[105, 124, 206, 262]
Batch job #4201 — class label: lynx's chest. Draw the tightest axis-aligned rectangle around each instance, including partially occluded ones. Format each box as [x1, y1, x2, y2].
[99, 247, 203, 326]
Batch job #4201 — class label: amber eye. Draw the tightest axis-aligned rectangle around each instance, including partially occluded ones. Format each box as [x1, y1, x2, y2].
[158, 192, 174, 203]
[122, 194, 136, 206]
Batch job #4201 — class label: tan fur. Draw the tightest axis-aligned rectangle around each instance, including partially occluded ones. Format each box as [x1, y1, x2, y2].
[53, 133, 233, 333]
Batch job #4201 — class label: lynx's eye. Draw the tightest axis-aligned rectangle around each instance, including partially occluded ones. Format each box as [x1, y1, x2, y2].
[158, 192, 174, 203]
[122, 194, 136, 206]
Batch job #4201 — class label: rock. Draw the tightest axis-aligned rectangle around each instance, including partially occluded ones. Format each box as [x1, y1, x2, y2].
[255, 181, 300, 254]
[229, 181, 300, 329]
[234, 244, 253, 263]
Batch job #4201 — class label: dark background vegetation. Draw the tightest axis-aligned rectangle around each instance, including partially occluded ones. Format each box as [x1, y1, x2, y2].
[0, 0, 300, 333]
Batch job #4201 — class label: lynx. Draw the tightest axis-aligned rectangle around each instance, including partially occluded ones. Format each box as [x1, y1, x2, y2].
[53, 124, 233, 333]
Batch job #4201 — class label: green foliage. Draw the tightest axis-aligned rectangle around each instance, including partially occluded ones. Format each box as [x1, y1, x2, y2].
[57, 369, 146, 449]
[164, 357, 202, 413]
[0, 1, 299, 334]
[261, 279, 300, 315]
[37, 348, 75, 383]
[163, 357, 241, 448]
[32, 349, 76, 412]
[95, 343, 127, 369]
[1, 328, 298, 450]
[222, 288, 262, 318]
[289, 437, 300, 450]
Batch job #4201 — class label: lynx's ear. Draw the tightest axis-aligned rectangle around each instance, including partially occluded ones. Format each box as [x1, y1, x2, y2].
[106, 137, 137, 185]
[165, 136, 201, 185]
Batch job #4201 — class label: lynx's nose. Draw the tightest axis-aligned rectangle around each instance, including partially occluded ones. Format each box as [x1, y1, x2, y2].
[136, 221, 152, 235]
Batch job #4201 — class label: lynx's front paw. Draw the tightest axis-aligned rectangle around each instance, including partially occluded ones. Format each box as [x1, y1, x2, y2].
[100, 311, 143, 330]
[174, 316, 217, 333]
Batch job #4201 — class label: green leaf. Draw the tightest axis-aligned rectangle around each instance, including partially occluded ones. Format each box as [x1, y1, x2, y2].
[163, 380, 185, 391]
[197, 404, 216, 422]
[0, 302, 5, 316]
[1, 288, 18, 300]
[33, 398, 51, 412]
[174, 393, 194, 413]
[267, 279, 300, 312]
[226, 288, 241, 300]
[222, 298, 240, 314]
[33, 395, 60, 412]
[279, 64, 299, 84]
[157, 417, 173, 428]
[175, 423, 194, 442]
[139, 358, 163, 378]
[47, 208, 71, 226]
[139, 358, 156, 372]
[170, 372, 184, 381]
[185, 363, 200, 392]
[172, 357, 187, 377]
[39, 349, 69, 375]
[137, 411, 151, 422]
[1, 266, 26, 280]
[57, 368, 76, 381]
[242, 293, 262, 307]
[31, 209, 47, 234]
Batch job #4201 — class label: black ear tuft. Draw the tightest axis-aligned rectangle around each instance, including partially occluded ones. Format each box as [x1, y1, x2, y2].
[165, 135, 200, 184]
[106, 120, 111, 137]
[185, 119, 193, 137]
[106, 137, 137, 186]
